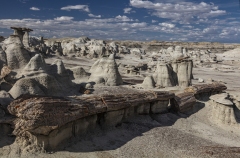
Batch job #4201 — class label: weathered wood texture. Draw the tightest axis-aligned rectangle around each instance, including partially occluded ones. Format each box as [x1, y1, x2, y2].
[185, 83, 227, 94]
[8, 91, 174, 136]
[173, 83, 227, 112]
[7, 83, 227, 136]
[172, 92, 196, 112]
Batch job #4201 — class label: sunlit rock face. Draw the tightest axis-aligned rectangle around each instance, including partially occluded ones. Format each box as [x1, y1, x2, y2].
[3, 35, 30, 70]
[89, 54, 123, 86]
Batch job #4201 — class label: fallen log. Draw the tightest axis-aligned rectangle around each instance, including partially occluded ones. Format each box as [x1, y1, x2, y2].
[171, 92, 196, 113]
[185, 82, 227, 95]
[8, 91, 175, 136]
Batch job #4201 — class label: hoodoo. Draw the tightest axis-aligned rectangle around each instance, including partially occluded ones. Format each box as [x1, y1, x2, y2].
[11, 27, 33, 47]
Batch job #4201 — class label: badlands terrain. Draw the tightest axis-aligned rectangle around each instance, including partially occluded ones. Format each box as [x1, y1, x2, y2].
[0, 27, 240, 158]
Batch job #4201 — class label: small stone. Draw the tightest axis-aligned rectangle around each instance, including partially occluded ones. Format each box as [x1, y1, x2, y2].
[198, 78, 204, 83]
[85, 83, 93, 89]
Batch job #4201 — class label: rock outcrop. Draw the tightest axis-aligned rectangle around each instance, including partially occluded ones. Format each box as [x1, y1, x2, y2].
[143, 59, 193, 88]
[172, 60, 193, 87]
[4, 83, 228, 152]
[8, 91, 174, 150]
[172, 92, 196, 113]
[89, 54, 123, 86]
[152, 62, 175, 87]
[11, 27, 33, 48]
[3, 35, 31, 69]
[209, 93, 238, 125]
[171, 83, 227, 113]
[9, 54, 74, 99]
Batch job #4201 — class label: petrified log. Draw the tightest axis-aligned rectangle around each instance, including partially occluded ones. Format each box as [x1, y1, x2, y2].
[171, 92, 196, 113]
[8, 91, 175, 136]
[174, 83, 227, 113]
[185, 82, 227, 95]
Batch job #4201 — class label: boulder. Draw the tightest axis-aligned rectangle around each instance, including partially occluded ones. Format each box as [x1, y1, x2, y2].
[198, 78, 204, 83]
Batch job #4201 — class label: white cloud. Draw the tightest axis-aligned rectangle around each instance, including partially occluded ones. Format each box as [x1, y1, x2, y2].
[0, 14, 238, 42]
[88, 14, 101, 18]
[115, 15, 133, 22]
[30, 7, 40, 11]
[159, 22, 175, 28]
[0, 16, 146, 40]
[84, 15, 134, 23]
[124, 8, 135, 14]
[130, 0, 226, 23]
[152, 20, 157, 23]
[54, 16, 74, 21]
[198, 10, 226, 18]
[61, 5, 90, 12]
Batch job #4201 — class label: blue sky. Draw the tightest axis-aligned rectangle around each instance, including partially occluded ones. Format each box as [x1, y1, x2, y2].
[0, 0, 239, 43]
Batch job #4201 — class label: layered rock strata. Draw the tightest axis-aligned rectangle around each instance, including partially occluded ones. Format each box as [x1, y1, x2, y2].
[8, 91, 174, 150]
[2, 83, 227, 152]
[209, 93, 238, 125]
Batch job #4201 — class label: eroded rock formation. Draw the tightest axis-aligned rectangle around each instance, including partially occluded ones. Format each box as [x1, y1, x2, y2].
[143, 59, 193, 88]
[4, 83, 227, 152]
[11, 27, 33, 48]
[209, 93, 238, 125]
[89, 54, 123, 86]
[3, 35, 31, 69]
[9, 54, 75, 99]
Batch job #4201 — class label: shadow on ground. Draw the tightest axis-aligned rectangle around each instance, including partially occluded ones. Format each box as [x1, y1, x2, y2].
[56, 101, 206, 153]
